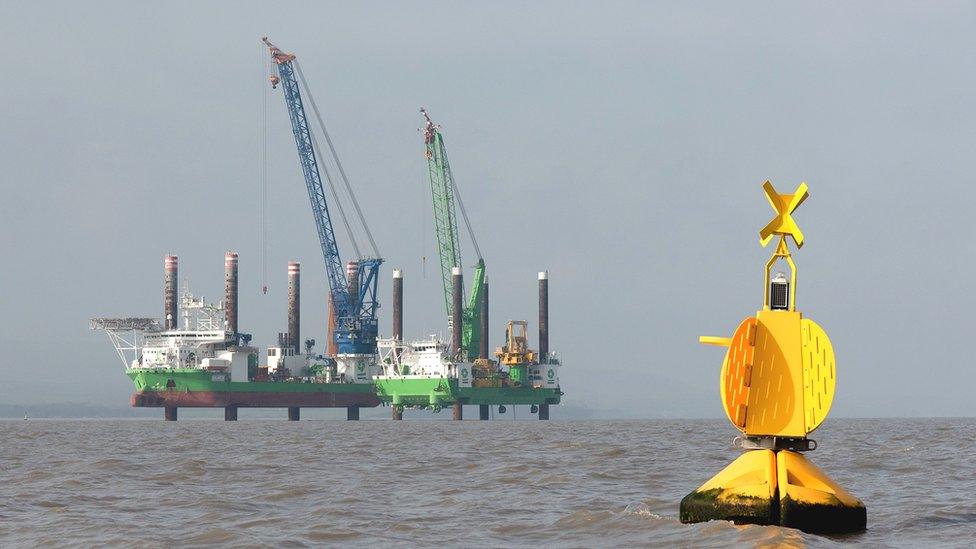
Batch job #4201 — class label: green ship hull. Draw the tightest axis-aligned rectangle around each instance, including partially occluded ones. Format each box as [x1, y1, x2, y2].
[125, 369, 558, 411]
[127, 368, 380, 408]
[373, 376, 561, 409]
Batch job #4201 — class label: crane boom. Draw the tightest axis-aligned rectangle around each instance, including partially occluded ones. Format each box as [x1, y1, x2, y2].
[421, 109, 484, 360]
[265, 38, 381, 356]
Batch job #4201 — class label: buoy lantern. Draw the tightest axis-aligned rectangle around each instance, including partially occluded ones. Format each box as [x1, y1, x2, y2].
[680, 181, 866, 534]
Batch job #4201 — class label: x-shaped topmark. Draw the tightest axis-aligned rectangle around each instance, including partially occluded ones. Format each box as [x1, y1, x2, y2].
[759, 180, 809, 249]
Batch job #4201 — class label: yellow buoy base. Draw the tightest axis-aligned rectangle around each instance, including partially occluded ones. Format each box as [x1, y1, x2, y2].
[680, 450, 866, 534]
[680, 450, 780, 526]
[776, 450, 866, 534]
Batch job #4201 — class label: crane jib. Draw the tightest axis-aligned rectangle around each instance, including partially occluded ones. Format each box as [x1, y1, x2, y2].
[422, 112, 484, 360]
[270, 48, 382, 355]
[275, 60, 351, 315]
[427, 134, 463, 317]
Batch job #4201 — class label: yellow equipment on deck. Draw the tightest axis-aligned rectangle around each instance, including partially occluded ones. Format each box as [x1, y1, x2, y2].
[681, 181, 866, 534]
[494, 320, 537, 366]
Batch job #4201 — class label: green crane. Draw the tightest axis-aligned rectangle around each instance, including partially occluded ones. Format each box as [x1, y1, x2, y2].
[421, 108, 485, 361]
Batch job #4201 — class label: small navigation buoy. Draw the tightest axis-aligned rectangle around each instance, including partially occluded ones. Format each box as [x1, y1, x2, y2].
[680, 181, 866, 534]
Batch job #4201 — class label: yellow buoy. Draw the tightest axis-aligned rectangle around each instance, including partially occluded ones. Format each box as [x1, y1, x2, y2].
[681, 181, 865, 534]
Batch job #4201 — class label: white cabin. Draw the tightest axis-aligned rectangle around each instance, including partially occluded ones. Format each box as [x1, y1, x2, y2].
[376, 336, 466, 381]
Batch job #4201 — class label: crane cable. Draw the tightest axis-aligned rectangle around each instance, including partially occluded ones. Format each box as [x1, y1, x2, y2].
[309, 130, 362, 259]
[450, 169, 482, 262]
[269, 56, 361, 260]
[436, 130, 482, 261]
[295, 60, 380, 259]
[261, 44, 270, 294]
[421, 146, 428, 279]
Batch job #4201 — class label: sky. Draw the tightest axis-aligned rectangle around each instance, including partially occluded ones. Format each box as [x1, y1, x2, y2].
[1, 2, 974, 417]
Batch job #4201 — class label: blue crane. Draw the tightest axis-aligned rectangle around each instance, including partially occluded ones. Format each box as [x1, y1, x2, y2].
[263, 37, 382, 356]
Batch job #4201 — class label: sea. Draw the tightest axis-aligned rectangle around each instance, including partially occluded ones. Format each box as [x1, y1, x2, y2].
[1, 417, 973, 548]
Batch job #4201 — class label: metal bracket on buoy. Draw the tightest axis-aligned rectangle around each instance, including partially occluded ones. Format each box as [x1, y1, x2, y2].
[732, 435, 817, 452]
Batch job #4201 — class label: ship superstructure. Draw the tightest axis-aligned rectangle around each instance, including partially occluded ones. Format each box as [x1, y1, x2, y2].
[131, 289, 256, 382]
[376, 328, 561, 395]
[91, 253, 379, 421]
[378, 336, 460, 378]
[373, 291, 563, 419]
[374, 336, 464, 410]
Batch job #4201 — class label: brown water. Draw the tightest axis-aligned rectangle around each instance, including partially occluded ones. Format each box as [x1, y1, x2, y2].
[1, 418, 973, 547]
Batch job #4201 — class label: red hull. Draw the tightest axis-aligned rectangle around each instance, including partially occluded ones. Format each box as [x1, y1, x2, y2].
[131, 391, 381, 408]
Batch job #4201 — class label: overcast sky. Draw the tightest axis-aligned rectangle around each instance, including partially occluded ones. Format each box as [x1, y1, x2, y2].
[2, 2, 974, 417]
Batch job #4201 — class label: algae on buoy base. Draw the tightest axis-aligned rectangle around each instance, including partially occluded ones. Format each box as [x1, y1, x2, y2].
[776, 450, 866, 534]
[680, 448, 866, 534]
[680, 450, 779, 526]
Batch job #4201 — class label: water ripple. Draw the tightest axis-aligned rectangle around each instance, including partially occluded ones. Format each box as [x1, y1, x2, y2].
[0, 418, 973, 547]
